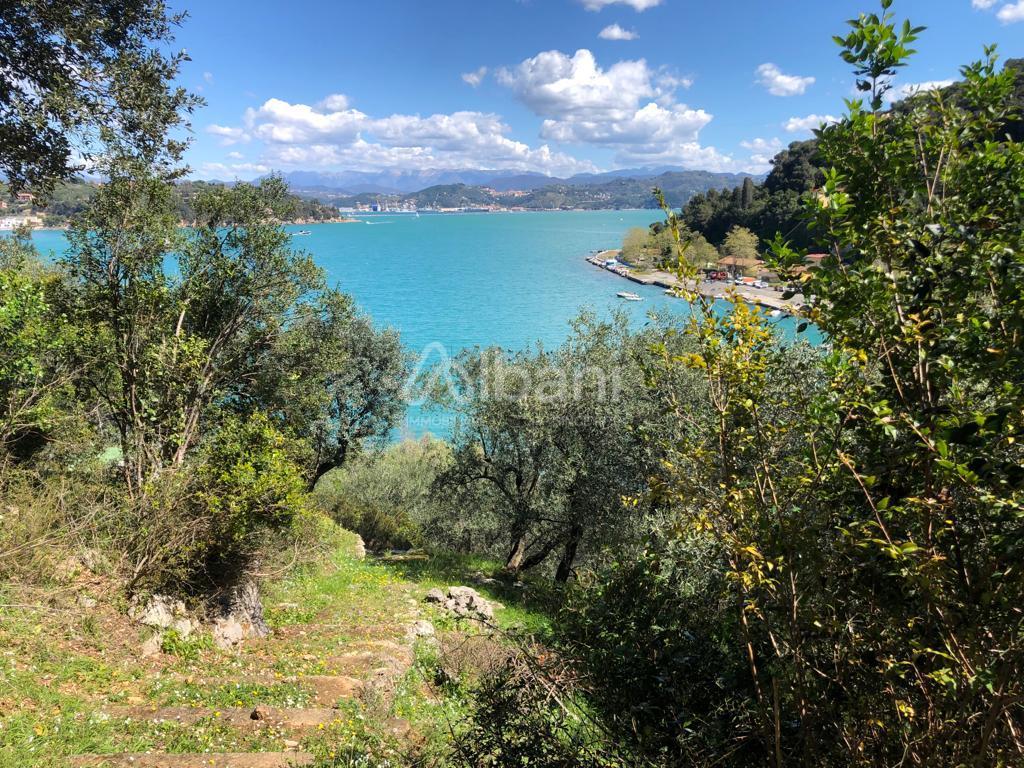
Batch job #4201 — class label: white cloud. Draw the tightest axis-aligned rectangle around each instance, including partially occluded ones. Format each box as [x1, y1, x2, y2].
[318, 94, 351, 111]
[461, 67, 488, 87]
[887, 79, 954, 102]
[997, 0, 1024, 22]
[226, 151, 245, 160]
[207, 124, 251, 146]
[498, 48, 737, 170]
[784, 114, 839, 133]
[599, 24, 638, 40]
[202, 71, 214, 83]
[201, 161, 271, 177]
[580, 0, 661, 10]
[756, 63, 815, 97]
[497, 49, 672, 123]
[973, 0, 1024, 22]
[216, 94, 594, 176]
[739, 137, 783, 172]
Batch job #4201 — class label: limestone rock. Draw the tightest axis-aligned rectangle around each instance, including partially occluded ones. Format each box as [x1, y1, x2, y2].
[129, 595, 194, 637]
[423, 586, 494, 622]
[140, 633, 163, 657]
[213, 616, 246, 650]
[406, 619, 435, 642]
[352, 535, 366, 561]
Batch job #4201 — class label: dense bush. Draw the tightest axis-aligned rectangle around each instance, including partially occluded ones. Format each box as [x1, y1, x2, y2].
[314, 437, 450, 551]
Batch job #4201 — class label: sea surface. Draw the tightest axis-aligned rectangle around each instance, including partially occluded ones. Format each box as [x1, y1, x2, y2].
[24, 211, 815, 435]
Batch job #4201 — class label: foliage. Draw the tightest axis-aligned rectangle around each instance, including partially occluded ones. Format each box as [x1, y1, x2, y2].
[583, 4, 1024, 765]
[314, 438, 451, 551]
[432, 312, 661, 578]
[0, 234, 82, 475]
[0, 0, 200, 192]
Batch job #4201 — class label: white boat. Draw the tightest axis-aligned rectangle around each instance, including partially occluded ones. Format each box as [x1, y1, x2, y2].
[617, 291, 643, 301]
[768, 309, 783, 318]
[294, 229, 312, 236]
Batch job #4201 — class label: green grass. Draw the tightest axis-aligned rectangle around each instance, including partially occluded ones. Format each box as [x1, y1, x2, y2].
[0, 526, 553, 767]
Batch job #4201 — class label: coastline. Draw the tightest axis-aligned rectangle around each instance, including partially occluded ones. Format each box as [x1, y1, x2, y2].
[587, 249, 805, 314]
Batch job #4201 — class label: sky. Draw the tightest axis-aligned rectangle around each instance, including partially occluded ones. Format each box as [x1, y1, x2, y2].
[174, 0, 1024, 180]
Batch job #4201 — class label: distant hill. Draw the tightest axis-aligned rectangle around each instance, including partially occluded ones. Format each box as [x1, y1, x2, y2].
[312, 169, 756, 211]
[276, 167, 757, 204]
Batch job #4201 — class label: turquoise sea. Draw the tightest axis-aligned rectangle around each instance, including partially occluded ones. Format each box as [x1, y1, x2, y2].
[25, 211, 813, 435]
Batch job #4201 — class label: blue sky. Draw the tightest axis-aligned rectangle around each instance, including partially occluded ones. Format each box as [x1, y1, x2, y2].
[176, 0, 1023, 180]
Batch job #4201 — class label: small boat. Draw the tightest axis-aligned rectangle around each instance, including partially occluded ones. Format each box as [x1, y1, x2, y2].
[617, 291, 643, 301]
[768, 309, 783, 318]
[294, 229, 312, 236]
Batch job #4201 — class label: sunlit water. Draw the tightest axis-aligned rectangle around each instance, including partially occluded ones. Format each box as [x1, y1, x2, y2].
[25, 211, 817, 436]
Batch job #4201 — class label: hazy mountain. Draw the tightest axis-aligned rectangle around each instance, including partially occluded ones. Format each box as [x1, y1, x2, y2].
[273, 167, 757, 197]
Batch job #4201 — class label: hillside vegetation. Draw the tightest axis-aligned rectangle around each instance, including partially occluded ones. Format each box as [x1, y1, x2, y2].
[3, 2, 1024, 768]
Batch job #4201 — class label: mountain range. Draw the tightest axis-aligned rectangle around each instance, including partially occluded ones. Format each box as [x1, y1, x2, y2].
[270, 167, 754, 197]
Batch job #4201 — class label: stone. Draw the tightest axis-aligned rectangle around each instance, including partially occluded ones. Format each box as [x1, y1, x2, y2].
[130, 595, 192, 635]
[352, 535, 366, 560]
[423, 586, 495, 622]
[210, 578, 270, 649]
[406, 620, 435, 641]
[140, 633, 163, 657]
[77, 594, 98, 610]
[212, 617, 246, 650]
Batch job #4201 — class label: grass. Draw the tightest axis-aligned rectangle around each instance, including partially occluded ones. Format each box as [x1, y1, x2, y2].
[0, 525, 552, 767]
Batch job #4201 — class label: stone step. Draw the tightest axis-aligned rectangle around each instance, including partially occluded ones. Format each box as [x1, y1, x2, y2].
[102, 705, 340, 732]
[72, 754, 314, 767]
[172, 674, 363, 706]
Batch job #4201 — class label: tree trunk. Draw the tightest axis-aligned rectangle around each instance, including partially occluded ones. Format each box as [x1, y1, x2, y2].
[504, 533, 528, 572]
[308, 441, 347, 491]
[555, 525, 583, 583]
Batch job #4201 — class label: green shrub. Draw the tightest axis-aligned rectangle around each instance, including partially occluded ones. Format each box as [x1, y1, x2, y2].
[314, 437, 450, 551]
[125, 412, 310, 590]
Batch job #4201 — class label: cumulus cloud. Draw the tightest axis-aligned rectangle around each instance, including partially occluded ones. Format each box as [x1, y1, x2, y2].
[886, 79, 954, 102]
[201, 161, 271, 177]
[739, 137, 784, 172]
[580, 0, 662, 10]
[756, 63, 815, 97]
[997, 0, 1024, 22]
[784, 114, 839, 133]
[599, 24, 638, 40]
[461, 67, 488, 87]
[215, 94, 594, 176]
[973, 0, 1024, 22]
[207, 124, 251, 146]
[498, 48, 740, 170]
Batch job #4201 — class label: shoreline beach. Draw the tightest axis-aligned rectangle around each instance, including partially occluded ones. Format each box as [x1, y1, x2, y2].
[586, 249, 804, 314]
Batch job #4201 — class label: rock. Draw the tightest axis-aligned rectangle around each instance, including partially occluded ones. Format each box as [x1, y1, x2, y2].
[212, 616, 246, 650]
[470, 571, 499, 586]
[77, 594, 98, 610]
[352, 535, 366, 561]
[406, 620, 435, 642]
[129, 595, 192, 636]
[211, 578, 270, 650]
[140, 633, 163, 657]
[423, 586, 494, 622]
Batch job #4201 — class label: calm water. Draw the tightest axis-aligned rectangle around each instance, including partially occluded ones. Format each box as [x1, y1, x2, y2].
[25, 211, 814, 435]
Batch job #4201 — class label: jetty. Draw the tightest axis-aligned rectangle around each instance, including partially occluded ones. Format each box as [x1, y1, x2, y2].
[586, 249, 803, 314]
